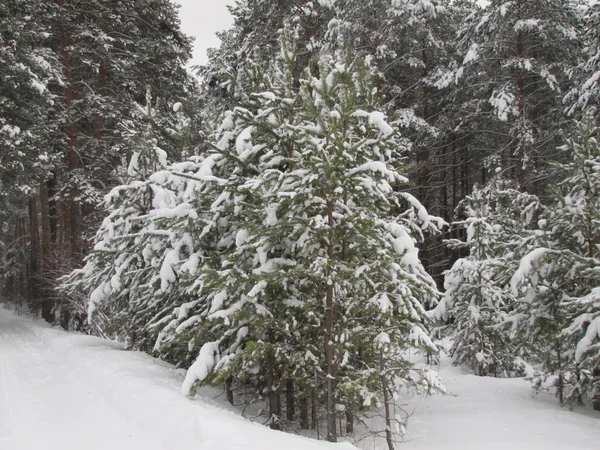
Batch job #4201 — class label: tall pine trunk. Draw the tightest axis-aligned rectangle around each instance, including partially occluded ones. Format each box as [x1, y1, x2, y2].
[325, 197, 337, 442]
[285, 379, 295, 422]
[28, 196, 40, 304]
[267, 358, 281, 430]
[380, 355, 394, 450]
[57, 0, 82, 263]
[39, 180, 53, 322]
[299, 390, 309, 429]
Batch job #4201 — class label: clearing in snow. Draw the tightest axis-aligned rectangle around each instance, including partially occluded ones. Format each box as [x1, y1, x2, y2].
[0, 304, 598, 450]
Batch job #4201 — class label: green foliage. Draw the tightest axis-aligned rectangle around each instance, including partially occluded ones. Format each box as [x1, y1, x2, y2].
[437, 179, 541, 376]
[510, 113, 600, 406]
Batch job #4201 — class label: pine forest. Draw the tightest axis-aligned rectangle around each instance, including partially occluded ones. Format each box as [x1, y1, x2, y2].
[1, 1, 600, 449]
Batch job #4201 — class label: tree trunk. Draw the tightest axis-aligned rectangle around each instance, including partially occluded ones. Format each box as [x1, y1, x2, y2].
[299, 390, 309, 429]
[57, 0, 82, 263]
[311, 388, 318, 431]
[48, 177, 57, 244]
[380, 356, 395, 450]
[345, 411, 353, 434]
[592, 367, 600, 411]
[555, 341, 564, 405]
[39, 180, 54, 323]
[325, 198, 337, 443]
[285, 379, 295, 422]
[29, 196, 40, 303]
[40, 180, 51, 262]
[60, 309, 71, 331]
[225, 377, 234, 405]
[267, 362, 281, 430]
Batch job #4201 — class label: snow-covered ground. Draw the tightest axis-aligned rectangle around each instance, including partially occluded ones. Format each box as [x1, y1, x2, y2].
[0, 305, 354, 450]
[400, 362, 600, 450]
[1, 304, 598, 450]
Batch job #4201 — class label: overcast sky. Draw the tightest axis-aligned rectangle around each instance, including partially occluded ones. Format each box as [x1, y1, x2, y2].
[176, 0, 235, 67]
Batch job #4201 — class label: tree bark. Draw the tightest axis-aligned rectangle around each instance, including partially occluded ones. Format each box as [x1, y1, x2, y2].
[39, 180, 54, 322]
[225, 377, 234, 405]
[47, 177, 58, 243]
[28, 196, 40, 301]
[311, 388, 318, 431]
[325, 197, 337, 443]
[345, 411, 354, 434]
[40, 180, 51, 263]
[267, 360, 281, 430]
[592, 367, 600, 411]
[299, 390, 309, 429]
[380, 356, 395, 450]
[285, 379, 295, 422]
[56, 0, 82, 262]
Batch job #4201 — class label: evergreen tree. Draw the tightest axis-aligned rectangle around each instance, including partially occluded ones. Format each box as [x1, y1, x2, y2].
[0, 0, 61, 306]
[555, 114, 600, 408]
[60, 91, 195, 342]
[178, 37, 446, 444]
[510, 114, 600, 405]
[565, 3, 600, 115]
[435, 179, 540, 376]
[436, 0, 581, 191]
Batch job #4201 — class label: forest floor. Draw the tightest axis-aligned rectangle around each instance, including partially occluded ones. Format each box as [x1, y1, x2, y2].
[398, 356, 600, 450]
[0, 304, 598, 450]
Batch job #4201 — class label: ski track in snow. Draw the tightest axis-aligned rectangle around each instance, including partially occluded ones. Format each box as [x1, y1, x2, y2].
[0, 305, 354, 450]
[1, 304, 599, 450]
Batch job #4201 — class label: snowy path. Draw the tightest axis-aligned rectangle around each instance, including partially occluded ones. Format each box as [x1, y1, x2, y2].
[0, 305, 354, 450]
[1, 305, 599, 450]
[402, 360, 600, 450]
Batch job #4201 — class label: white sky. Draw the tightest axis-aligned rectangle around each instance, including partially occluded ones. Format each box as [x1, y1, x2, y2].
[175, 0, 235, 67]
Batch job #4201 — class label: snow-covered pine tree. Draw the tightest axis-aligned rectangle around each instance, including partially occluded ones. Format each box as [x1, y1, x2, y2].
[553, 113, 600, 408]
[0, 0, 61, 305]
[436, 0, 581, 191]
[565, 3, 600, 116]
[435, 179, 541, 377]
[157, 29, 309, 430]
[160, 28, 446, 443]
[510, 114, 600, 405]
[282, 48, 446, 445]
[59, 91, 195, 343]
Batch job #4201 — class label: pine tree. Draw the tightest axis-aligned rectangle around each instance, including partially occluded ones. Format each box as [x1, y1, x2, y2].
[59, 91, 194, 342]
[510, 114, 600, 405]
[0, 0, 61, 306]
[437, 0, 581, 191]
[136, 29, 446, 443]
[554, 114, 600, 408]
[435, 179, 540, 377]
[565, 3, 600, 115]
